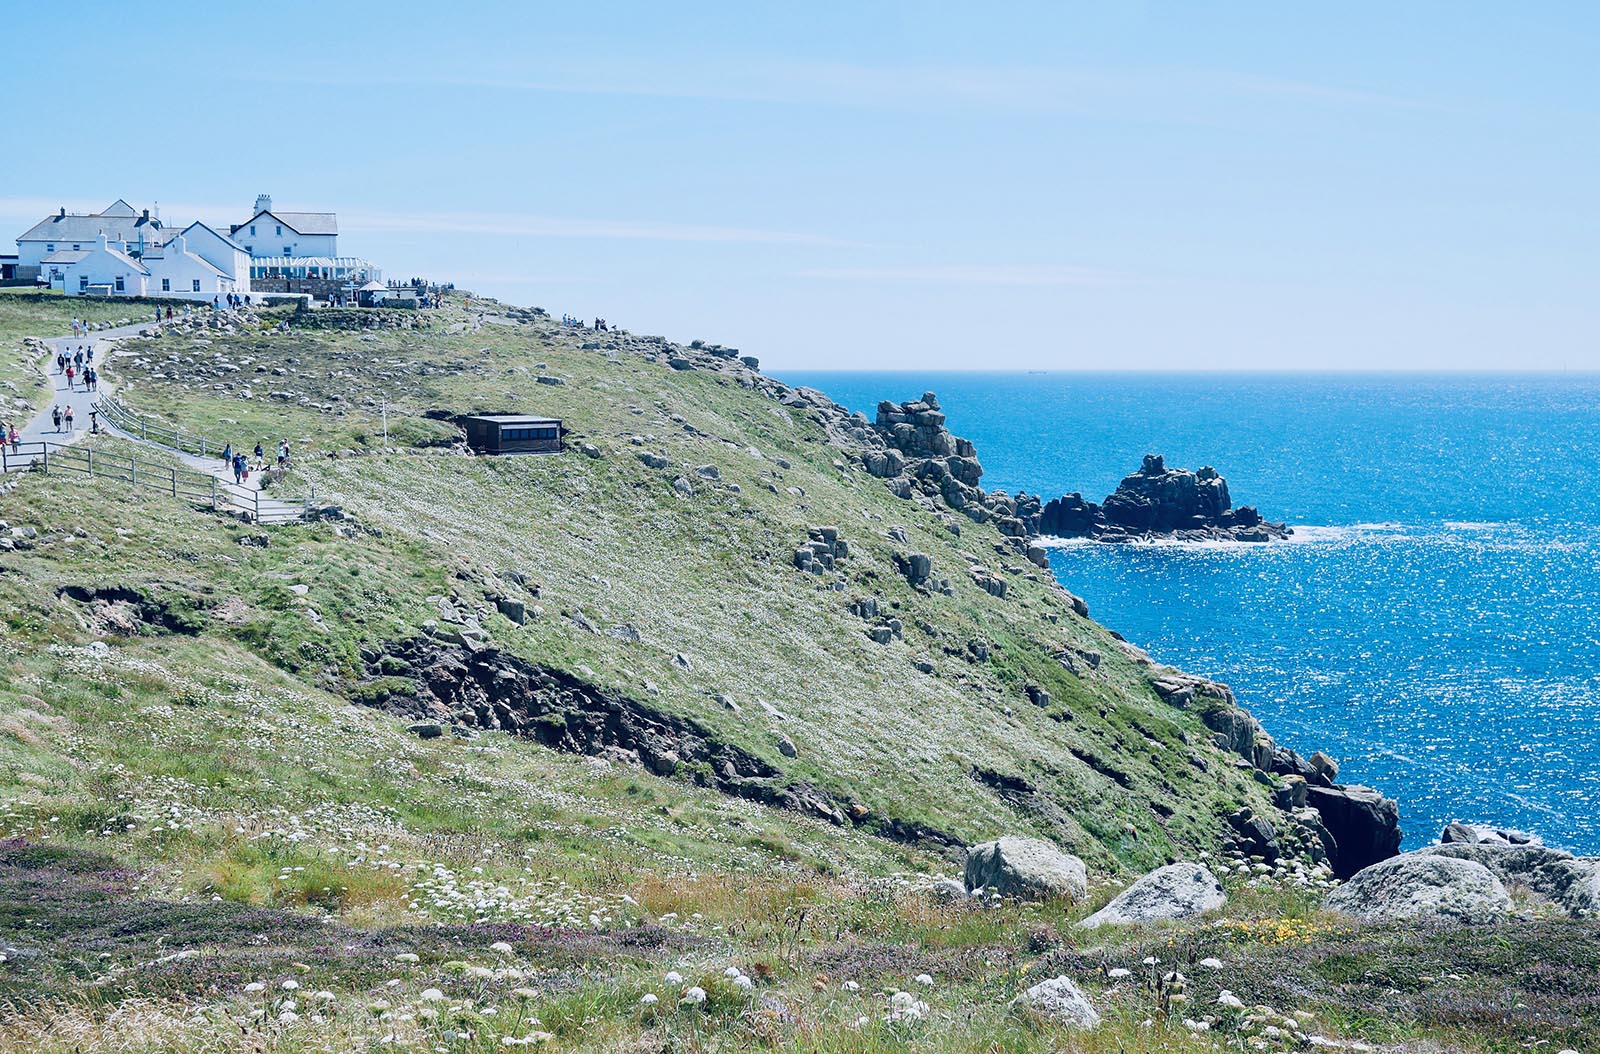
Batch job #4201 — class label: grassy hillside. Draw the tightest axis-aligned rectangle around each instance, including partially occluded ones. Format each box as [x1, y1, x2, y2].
[0, 290, 1594, 1053]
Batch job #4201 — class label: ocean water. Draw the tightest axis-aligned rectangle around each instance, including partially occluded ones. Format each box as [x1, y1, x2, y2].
[774, 371, 1600, 853]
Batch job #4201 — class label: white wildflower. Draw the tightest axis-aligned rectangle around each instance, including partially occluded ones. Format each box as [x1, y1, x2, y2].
[681, 986, 707, 1005]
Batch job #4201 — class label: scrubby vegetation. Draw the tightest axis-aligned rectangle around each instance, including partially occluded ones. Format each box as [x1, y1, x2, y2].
[0, 289, 1595, 1052]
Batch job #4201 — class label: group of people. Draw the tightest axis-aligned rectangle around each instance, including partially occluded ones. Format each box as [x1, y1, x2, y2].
[559, 315, 615, 331]
[220, 440, 293, 485]
[56, 347, 99, 392]
[46, 404, 89, 433]
[211, 293, 252, 311]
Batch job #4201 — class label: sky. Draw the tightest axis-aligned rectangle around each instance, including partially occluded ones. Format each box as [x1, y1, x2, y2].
[3, 2, 1597, 370]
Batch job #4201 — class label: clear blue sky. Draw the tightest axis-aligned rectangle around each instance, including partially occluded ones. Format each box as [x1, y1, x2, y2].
[5, 2, 1597, 370]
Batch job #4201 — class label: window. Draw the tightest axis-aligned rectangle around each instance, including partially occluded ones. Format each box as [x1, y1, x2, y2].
[46, 244, 54, 252]
[275, 225, 282, 236]
[250, 225, 256, 236]
[79, 275, 89, 291]
[72, 244, 80, 250]
[245, 245, 252, 253]
[161, 278, 171, 291]
[192, 279, 202, 292]
[283, 246, 292, 255]
[114, 276, 125, 292]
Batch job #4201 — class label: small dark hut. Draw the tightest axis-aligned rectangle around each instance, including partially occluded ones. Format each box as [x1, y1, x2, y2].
[460, 414, 563, 455]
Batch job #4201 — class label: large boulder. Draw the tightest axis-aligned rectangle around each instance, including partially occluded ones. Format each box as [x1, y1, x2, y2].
[1011, 976, 1100, 1029]
[1304, 784, 1402, 879]
[964, 836, 1088, 901]
[1078, 863, 1226, 929]
[1325, 854, 1512, 925]
[1417, 842, 1600, 917]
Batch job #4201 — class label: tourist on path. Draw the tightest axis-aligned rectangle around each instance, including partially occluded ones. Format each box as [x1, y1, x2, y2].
[8, 425, 19, 453]
[232, 453, 246, 485]
[65, 365, 76, 390]
[222, 443, 233, 471]
[64, 406, 74, 432]
[50, 406, 61, 432]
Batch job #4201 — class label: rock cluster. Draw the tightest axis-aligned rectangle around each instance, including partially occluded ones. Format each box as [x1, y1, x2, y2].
[1143, 662, 1400, 879]
[1039, 455, 1291, 543]
[792, 527, 848, 575]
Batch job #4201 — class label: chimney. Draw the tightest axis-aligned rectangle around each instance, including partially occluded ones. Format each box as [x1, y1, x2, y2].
[174, 235, 187, 256]
[57, 207, 66, 220]
[141, 208, 150, 223]
[255, 193, 272, 215]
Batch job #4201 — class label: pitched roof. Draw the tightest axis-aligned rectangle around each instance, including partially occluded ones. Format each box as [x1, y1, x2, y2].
[39, 249, 91, 265]
[102, 245, 150, 274]
[17, 212, 161, 244]
[233, 209, 338, 237]
[101, 199, 138, 217]
[166, 221, 248, 254]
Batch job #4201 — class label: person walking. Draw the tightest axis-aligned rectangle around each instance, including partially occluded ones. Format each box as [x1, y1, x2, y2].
[253, 441, 264, 465]
[64, 406, 74, 432]
[65, 365, 76, 391]
[50, 405, 61, 432]
[232, 452, 245, 485]
[8, 424, 19, 454]
[222, 443, 233, 472]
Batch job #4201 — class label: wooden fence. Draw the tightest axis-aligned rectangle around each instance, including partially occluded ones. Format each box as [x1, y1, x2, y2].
[0, 441, 219, 508]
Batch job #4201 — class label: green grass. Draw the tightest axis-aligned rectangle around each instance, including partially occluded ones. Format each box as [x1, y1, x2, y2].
[0, 292, 1585, 1053]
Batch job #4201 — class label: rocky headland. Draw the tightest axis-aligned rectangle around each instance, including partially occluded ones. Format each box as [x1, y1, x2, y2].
[1040, 454, 1291, 543]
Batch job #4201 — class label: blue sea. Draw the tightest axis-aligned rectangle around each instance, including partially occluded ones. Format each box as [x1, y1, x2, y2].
[775, 371, 1600, 853]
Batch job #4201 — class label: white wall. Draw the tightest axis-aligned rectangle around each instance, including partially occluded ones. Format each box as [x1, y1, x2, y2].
[234, 217, 336, 259]
[50, 239, 149, 297]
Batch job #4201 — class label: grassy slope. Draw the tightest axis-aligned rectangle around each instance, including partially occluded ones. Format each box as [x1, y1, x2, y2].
[0, 293, 1594, 1053]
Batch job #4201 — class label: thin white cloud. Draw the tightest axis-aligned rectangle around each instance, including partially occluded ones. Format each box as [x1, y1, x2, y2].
[236, 58, 1435, 115]
[338, 207, 859, 247]
[796, 264, 1123, 288]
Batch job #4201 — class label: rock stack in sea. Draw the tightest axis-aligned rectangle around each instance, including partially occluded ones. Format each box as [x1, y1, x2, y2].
[1039, 454, 1291, 543]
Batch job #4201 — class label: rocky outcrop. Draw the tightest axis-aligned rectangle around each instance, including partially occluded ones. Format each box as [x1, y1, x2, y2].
[1304, 784, 1403, 879]
[1326, 854, 1513, 924]
[964, 836, 1088, 901]
[1146, 665, 1401, 877]
[1418, 841, 1600, 917]
[1011, 977, 1100, 1029]
[1078, 862, 1226, 929]
[351, 635, 968, 849]
[1039, 455, 1290, 543]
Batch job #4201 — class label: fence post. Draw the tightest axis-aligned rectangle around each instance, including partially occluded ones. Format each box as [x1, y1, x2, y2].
[211, 476, 217, 509]
[129, 458, 136, 486]
[141, 418, 147, 440]
[86, 449, 93, 477]
[171, 468, 177, 496]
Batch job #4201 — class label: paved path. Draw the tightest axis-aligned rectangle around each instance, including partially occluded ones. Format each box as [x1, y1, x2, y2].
[6, 314, 308, 522]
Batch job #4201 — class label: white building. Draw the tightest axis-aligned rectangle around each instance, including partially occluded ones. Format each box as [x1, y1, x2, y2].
[229, 194, 338, 258]
[16, 194, 375, 297]
[44, 226, 249, 300]
[14, 199, 166, 281]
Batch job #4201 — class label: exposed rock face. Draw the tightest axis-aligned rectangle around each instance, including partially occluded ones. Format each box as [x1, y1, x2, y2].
[1305, 784, 1403, 879]
[1039, 455, 1290, 543]
[1011, 976, 1100, 1029]
[1325, 854, 1513, 924]
[1146, 664, 1401, 876]
[964, 836, 1088, 901]
[352, 635, 969, 849]
[1078, 862, 1226, 929]
[1418, 842, 1600, 917]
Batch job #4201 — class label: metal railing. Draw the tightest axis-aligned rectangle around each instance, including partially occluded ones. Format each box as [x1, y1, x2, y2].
[91, 396, 322, 525]
[0, 440, 219, 508]
[94, 395, 219, 459]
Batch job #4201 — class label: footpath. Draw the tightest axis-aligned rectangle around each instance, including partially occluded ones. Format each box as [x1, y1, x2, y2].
[7, 315, 307, 522]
